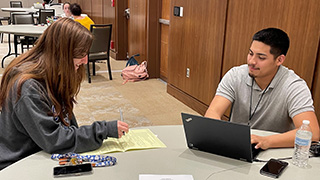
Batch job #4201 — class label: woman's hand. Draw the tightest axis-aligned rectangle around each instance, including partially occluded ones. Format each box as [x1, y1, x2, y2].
[117, 120, 129, 138]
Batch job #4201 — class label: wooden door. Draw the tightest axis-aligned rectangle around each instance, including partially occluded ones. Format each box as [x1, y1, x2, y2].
[127, 0, 147, 62]
[127, 0, 161, 78]
[159, 0, 171, 81]
[168, 0, 228, 111]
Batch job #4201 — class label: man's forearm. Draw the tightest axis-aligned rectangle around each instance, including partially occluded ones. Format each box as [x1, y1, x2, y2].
[267, 129, 297, 148]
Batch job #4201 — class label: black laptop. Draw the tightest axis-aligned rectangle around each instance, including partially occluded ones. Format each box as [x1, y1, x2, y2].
[181, 113, 262, 162]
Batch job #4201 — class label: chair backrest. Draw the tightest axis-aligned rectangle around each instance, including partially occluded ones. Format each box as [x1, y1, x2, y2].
[12, 13, 34, 25]
[89, 24, 112, 55]
[39, 9, 55, 24]
[10, 1, 23, 8]
[48, 3, 63, 16]
[33, 3, 44, 9]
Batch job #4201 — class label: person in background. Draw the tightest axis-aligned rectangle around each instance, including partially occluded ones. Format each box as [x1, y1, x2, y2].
[42, 0, 51, 8]
[70, 3, 94, 30]
[61, 2, 72, 18]
[205, 27, 319, 150]
[0, 18, 129, 170]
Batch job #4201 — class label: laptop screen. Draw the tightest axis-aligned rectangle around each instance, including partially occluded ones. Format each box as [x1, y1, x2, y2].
[181, 113, 259, 162]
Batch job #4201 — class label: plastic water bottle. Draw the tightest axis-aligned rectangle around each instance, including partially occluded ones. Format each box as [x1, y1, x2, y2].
[292, 120, 312, 168]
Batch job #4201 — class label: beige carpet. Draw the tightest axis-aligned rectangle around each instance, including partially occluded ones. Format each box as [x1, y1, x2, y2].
[0, 34, 199, 128]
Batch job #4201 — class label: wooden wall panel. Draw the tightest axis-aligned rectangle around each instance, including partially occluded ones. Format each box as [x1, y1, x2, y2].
[312, 40, 320, 124]
[102, 0, 115, 43]
[146, 0, 161, 78]
[68, 0, 79, 5]
[128, 0, 161, 78]
[223, 0, 320, 88]
[160, 0, 171, 80]
[112, 0, 127, 60]
[102, 0, 116, 56]
[91, 0, 103, 24]
[160, 25, 169, 79]
[168, 0, 228, 105]
[79, 0, 92, 16]
[128, 0, 147, 62]
[161, 0, 170, 19]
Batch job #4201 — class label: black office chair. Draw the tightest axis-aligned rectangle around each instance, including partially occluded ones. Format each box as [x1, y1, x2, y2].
[6, 1, 23, 25]
[10, 1, 23, 8]
[87, 24, 113, 83]
[0, 17, 10, 43]
[38, 9, 55, 24]
[11, 13, 36, 55]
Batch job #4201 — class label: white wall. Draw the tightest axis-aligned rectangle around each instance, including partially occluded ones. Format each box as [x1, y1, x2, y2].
[0, 0, 58, 17]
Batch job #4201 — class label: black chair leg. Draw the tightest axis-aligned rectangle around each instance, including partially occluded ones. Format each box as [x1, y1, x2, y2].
[92, 61, 96, 76]
[14, 35, 18, 57]
[107, 58, 112, 80]
[0, 21, 3, 43]
[87, 62, 91, 83]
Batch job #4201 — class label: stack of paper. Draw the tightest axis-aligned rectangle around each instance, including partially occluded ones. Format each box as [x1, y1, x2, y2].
[81, 129, 166, 155]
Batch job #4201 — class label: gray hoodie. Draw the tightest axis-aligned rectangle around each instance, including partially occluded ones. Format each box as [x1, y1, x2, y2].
[0, 79, 118, 170]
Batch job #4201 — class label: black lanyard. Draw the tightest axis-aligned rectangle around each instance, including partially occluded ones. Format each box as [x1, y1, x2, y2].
[249, 78, 271, 124]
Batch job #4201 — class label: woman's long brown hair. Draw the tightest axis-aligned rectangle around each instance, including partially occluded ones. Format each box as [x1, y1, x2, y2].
[0, 18, 93, 125]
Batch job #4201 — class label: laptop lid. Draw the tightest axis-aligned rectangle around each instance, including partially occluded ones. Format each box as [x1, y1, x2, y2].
[181, 112, 258, 162]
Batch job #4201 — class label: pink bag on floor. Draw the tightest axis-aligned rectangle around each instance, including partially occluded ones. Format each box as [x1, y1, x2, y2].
[121, 61, 149, 84]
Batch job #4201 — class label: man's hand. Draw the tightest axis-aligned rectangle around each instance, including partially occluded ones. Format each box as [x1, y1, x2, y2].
[251, 134, 271, 150]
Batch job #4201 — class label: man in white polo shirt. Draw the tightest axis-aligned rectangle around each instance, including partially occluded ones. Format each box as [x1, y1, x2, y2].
[205, 28, 319, 150]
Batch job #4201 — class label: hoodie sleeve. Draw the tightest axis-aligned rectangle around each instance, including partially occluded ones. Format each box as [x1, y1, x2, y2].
[12, 79, 118, 154]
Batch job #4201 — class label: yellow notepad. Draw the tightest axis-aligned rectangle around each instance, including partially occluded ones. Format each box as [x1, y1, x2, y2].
[81, 129, 166, 155]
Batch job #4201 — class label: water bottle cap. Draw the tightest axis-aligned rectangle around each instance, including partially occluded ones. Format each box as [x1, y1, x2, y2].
[302, 120, 310, 125]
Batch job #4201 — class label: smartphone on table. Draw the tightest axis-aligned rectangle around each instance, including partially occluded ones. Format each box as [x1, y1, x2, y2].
[53, 163, 93, 177]
[260, 158, 288, 178]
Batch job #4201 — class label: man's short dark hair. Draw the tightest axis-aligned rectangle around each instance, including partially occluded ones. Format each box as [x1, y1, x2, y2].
[252, 28, 290, 58]
[70, 3, 82, 16]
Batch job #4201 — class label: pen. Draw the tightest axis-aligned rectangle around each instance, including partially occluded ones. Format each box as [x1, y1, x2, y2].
[119, 108, 125, 135]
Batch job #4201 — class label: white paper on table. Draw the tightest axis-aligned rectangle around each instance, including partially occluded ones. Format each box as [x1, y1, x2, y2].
[139, 174, 194, 180]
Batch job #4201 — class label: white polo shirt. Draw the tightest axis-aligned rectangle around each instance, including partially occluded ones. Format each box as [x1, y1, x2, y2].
[216, 64, 314, 133]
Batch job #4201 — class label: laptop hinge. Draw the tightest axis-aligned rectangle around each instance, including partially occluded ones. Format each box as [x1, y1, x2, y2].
[239, 158, 248, 162]
[190, 147, 199, 150]
[188, 143, 199, 150]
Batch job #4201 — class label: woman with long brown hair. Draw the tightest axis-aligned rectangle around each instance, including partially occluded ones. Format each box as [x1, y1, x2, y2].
[0, 18, 128, 170]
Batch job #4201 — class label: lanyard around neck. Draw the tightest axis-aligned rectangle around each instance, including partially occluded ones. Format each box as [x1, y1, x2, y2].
[249, 77, 271, 124]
